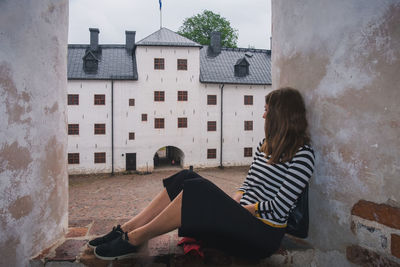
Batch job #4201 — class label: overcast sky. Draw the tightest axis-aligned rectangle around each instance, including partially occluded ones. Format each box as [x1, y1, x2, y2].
[68, 0, 272, 49]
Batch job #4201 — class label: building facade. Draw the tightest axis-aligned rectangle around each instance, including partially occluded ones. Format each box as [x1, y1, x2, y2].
[67, 28, 272, 174]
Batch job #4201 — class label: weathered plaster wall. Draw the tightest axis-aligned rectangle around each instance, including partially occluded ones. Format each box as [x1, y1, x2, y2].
[272, 0, 400, 265]
[0, 1, 69, 266]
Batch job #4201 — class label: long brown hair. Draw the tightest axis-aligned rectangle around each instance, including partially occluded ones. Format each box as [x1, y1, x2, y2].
[260, 87, 310, 164]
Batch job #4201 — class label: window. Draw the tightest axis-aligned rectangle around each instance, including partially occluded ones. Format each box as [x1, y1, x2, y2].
[234, 57, 250, 77]
[154, 91, 165, 102]
[244, 121, 253, 131]
[155, 118, 165, 129]
[94, 94, 105, 105]
[68, 124, 79, 135]
[207, 121, 217, 131]
[207, 149, 217, 159]
[244, 147, 253, 157]
[178, 117, 187, 128]
[154, 58, 165, 70]
[177, 91, 188, 101]
[68, 153, 79, 164]
[68, 94, 79, 105]
[244, 95, 253, 105]
[177, 59, 187, 70]
[207, 95, 217, 105]
[94, 152, 106, 163]
[129, 132, 135, 140]
[94, 124, 106, 134]
[129, 99, 135, 106]
[142, 114, 148, 121]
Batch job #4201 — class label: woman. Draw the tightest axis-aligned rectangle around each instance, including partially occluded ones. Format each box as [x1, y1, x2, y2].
[90, 87, 315, 260]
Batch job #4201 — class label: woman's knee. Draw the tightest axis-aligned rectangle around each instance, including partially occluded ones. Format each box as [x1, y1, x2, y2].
[183, 177, 219, 194]
[176, 169, 200, 181]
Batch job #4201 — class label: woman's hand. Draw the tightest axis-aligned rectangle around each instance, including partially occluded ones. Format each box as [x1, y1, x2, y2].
[233, 192, 243, 203]
[243, 204, 256, 216]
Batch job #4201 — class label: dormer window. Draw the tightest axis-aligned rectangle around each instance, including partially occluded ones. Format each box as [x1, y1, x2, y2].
[234, 57, 250, 77]
[83, 50, 99, 73]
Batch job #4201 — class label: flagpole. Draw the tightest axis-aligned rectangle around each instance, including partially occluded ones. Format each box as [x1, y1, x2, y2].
[159, 0, 162, 29]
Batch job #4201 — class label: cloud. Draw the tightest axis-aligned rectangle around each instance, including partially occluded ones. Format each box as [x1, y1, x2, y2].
[68, 0, 271, 49]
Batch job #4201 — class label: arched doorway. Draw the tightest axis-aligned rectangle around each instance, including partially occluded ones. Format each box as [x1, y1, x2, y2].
[153, 146, 184, 169]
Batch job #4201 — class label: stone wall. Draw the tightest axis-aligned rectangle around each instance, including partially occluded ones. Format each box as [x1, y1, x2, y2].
[0, 1, 69, 266]
[271, 0, 400, 265]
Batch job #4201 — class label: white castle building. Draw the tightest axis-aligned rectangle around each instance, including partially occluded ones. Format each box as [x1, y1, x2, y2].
[67, 28, 272, 174]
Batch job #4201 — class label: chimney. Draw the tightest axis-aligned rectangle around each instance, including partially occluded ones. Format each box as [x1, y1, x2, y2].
[209, 31, 221, 56]
[89, 28, 99, 51]
[125, 31, 136, 51]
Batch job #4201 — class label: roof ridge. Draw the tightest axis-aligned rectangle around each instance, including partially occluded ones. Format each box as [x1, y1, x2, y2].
[221, 47, 270, 53]
[136, 27, 201, 47]
[68, 44, 127, 48]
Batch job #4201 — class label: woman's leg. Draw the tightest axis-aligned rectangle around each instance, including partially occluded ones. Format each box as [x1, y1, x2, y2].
[121, 188, 171, 232]
[122, 170, 199, 232]
[121, 170, 198, 232]
[127, 192, 183, 246]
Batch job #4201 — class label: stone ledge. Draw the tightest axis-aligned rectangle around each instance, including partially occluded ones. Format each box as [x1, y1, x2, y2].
[30, 220, 315, 267]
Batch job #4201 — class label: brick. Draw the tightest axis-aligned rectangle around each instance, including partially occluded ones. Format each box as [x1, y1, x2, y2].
[351, 200, 400, 229]
[32, 244, 53, 260]
[346, 245, 400, 267]
[66, 227, 88, 238]
[148, 234, 171, 256]
[170, 231, 184, 255]
[79, 251, 109, 267]
[48, 239, 87, 262]
[392, 234, 400, 259]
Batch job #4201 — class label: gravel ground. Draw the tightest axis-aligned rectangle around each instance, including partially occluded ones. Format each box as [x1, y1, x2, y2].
[68, 166, 249, 224]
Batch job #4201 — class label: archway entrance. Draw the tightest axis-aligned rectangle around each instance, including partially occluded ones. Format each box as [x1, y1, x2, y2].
[153, 146, 184, 170]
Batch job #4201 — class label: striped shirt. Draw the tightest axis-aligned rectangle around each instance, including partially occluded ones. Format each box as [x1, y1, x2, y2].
[239, 140, 315, 226]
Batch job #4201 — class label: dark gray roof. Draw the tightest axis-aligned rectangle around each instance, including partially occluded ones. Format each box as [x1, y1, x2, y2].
[68, 45, 138, 80]
[136, 28, 202, 47]
[200, 46, 271, 85]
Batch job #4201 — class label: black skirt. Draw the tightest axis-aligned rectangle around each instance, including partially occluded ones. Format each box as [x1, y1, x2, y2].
[163, 170, 285, 259]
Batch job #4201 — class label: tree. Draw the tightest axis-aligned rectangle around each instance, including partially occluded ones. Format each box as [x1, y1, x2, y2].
[178, 10, 238, 48]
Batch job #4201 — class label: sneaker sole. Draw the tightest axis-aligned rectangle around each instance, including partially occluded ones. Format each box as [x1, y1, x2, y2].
[94, 249, 137, 261]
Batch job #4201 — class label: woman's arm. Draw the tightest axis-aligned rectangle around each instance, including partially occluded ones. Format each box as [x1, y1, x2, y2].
[256, 148, 315, 220]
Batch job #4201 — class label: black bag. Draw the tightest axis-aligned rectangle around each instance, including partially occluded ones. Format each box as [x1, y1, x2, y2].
[286, 184, 309, 238]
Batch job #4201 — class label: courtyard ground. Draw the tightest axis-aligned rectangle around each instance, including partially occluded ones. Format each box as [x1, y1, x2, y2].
[68, 167, 248, 224]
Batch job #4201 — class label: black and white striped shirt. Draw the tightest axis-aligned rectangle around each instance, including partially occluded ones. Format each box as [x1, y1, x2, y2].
[239, 140, 315, 225]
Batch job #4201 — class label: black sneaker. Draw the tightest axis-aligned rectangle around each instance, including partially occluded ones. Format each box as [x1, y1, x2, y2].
[88, 225, 123, 249]
[94, 232, 140, 260]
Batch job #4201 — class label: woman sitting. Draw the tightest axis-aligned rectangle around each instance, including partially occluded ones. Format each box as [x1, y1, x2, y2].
[89, 87, 315, 260]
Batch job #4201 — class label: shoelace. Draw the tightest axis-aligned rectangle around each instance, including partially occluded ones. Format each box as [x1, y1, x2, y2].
[101, 225, 121, 241]
[123, 231, 129, 241]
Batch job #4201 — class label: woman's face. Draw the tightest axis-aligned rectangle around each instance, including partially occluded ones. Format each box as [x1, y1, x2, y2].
[263, 104, 268, 119]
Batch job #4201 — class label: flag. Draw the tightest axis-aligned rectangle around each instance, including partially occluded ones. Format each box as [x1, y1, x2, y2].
[159, 0, 162, 10]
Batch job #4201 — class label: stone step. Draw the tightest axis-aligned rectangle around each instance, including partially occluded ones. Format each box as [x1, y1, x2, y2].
[30, 220, 315, 267]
